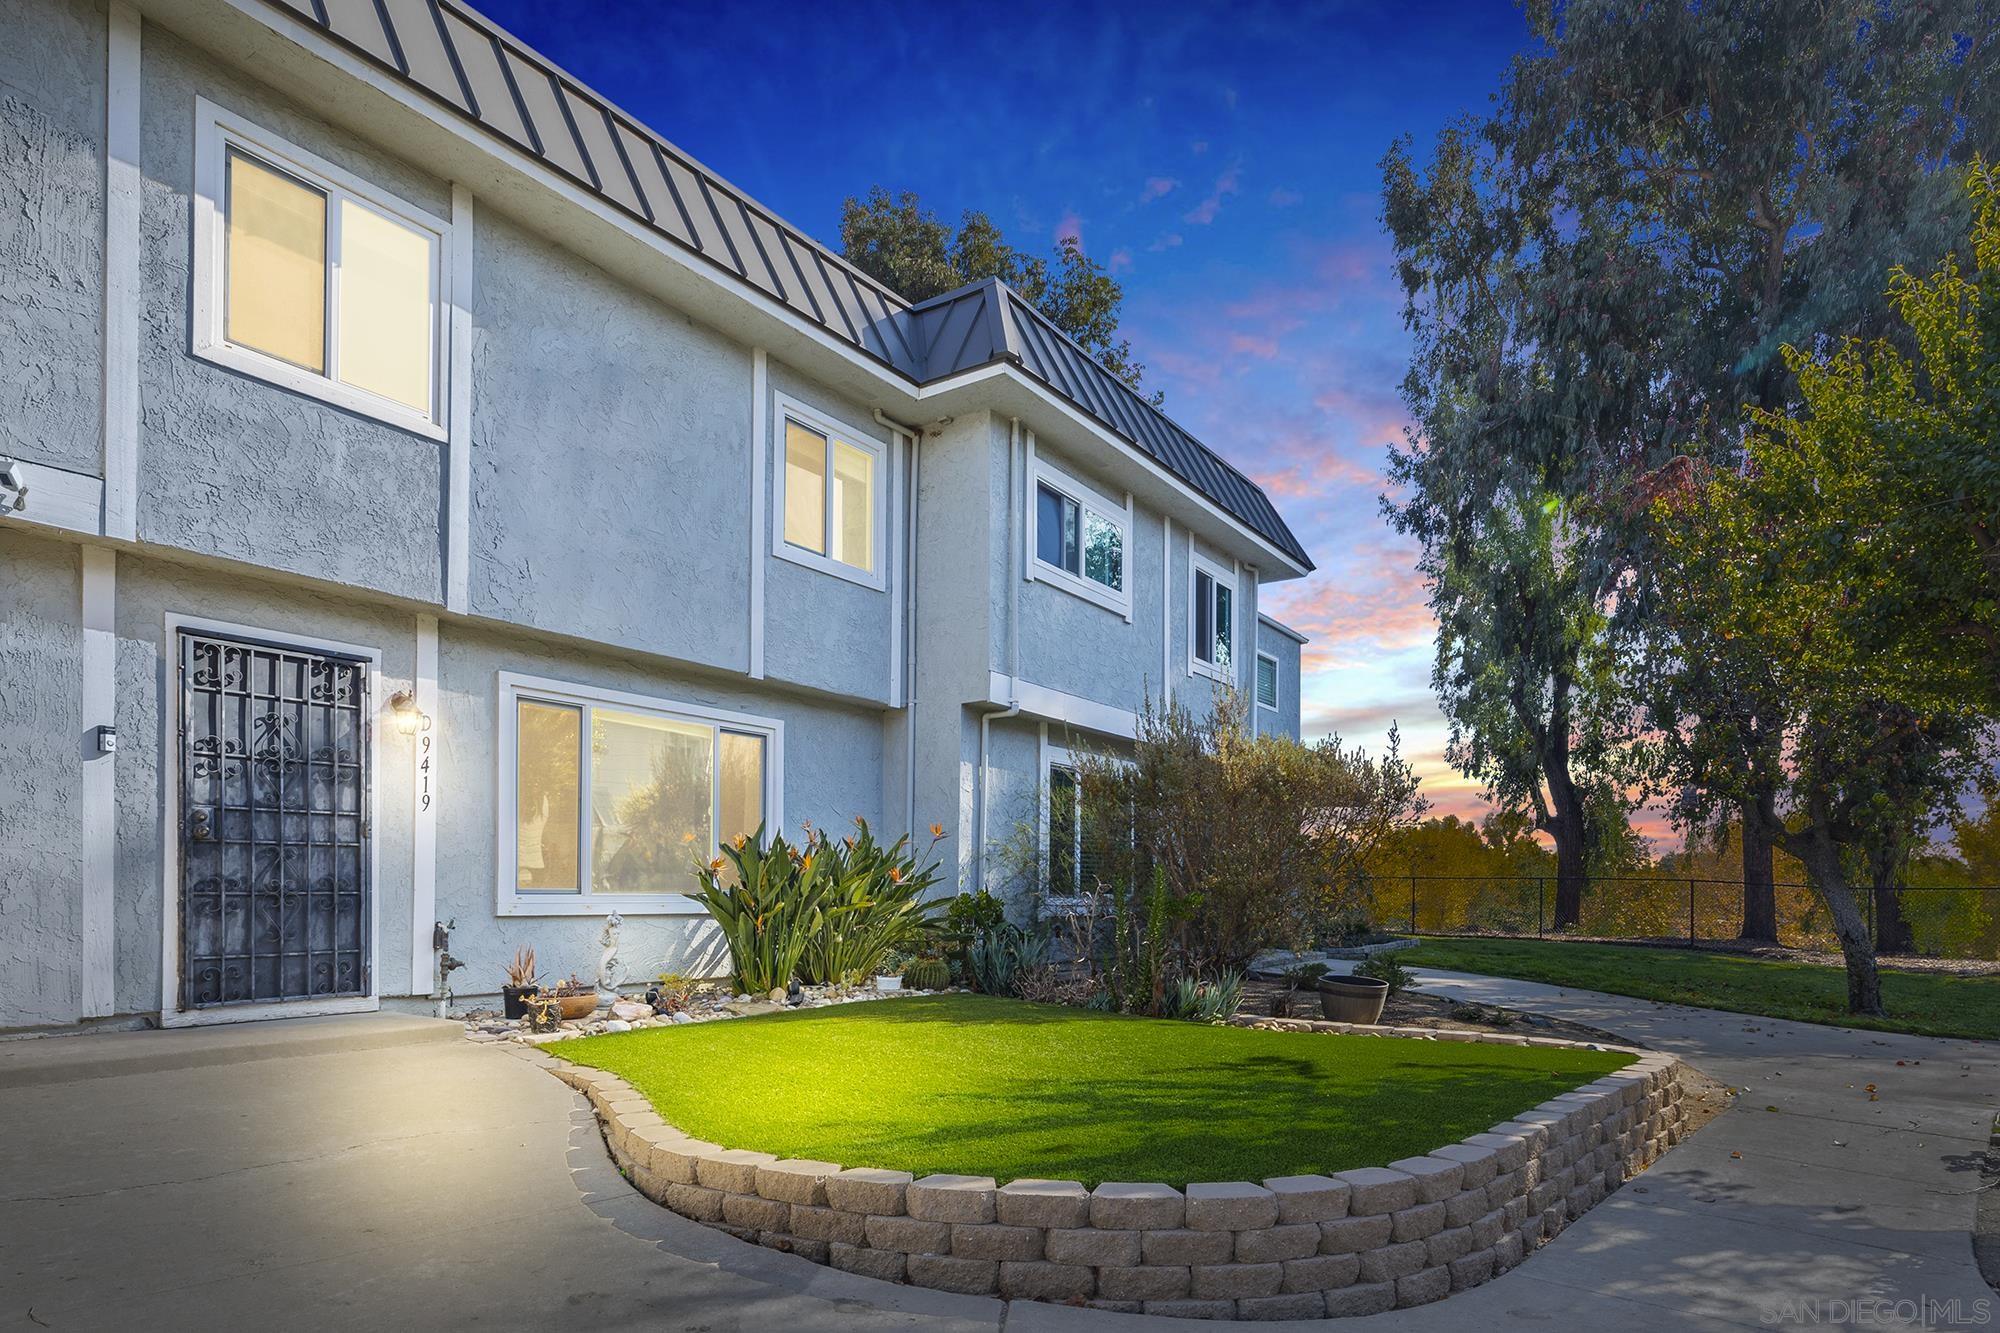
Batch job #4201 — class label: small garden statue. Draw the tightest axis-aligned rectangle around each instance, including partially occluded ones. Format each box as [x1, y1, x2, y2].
[597, 911, 624, 999]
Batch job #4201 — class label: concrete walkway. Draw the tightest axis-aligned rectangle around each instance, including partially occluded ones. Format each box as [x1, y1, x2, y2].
[1, 977, 1993, 1331]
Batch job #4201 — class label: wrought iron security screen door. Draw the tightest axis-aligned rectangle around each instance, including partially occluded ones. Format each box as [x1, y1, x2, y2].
[179, 631, 371, 1009]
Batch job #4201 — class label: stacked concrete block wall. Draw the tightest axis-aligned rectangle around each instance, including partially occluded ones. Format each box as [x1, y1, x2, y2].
[553, 1037, 1691, 1320]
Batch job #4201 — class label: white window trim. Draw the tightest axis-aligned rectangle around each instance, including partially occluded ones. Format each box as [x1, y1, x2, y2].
[496, 671, 784, 916]
[1188, 549, 1238, 681]
[1027, 451, 1134, 619]
[1255, 650, 1281, 711]
[158, 614, 384, 1028]
[191, 96, 453, 441]
[770, 393, 889, 591]
[1038, 729, 1092, 913]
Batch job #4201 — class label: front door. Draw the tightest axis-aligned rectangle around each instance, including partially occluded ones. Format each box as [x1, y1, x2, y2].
[178, 631, 371, 1010]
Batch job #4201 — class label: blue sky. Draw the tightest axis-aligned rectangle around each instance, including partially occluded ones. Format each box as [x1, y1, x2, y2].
[477, 0, 1540, 823]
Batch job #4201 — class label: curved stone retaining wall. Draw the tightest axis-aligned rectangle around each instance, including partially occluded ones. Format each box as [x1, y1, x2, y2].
[553, 1029, 1689, 1320]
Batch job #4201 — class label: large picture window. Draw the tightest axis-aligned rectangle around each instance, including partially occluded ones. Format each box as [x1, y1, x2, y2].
[193, 99, 451, 438]
[501, 674, 782, 913]
[774, 397, 886, 589]
[1030, 455, 1132, 617]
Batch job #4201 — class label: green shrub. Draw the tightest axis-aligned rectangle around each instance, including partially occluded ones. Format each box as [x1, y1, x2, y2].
[800, 821, 946, 985]
[692, 827, 828, 994]
[1162, 969, 1245, 1023]
[968, 922, 1050, 997]
[1354, 951, 1413, 997]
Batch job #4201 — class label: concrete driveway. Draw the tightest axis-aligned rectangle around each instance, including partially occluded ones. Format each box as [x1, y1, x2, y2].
[1, 973, 1994, 1332]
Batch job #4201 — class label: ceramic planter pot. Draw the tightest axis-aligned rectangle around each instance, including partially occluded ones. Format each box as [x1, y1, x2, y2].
[500, 984, 539, 1020]
[553, 992, 599, 1021]
[875, 974, 903, 992]
[1317, 974, 1389, 1024]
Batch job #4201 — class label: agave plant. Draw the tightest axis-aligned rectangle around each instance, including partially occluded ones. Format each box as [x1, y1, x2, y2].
[691, 826, 830, 994]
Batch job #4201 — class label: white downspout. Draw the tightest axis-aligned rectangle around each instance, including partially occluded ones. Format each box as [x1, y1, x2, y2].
[875, 408, 922, 839]
[976, 417, 1024, 893]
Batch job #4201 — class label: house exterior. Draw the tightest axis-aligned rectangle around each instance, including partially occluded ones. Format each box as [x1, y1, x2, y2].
[0, 0, 1312, 1030]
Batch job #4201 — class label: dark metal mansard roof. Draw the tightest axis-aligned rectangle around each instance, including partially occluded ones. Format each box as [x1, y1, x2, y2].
[262, 0, 1312, 570]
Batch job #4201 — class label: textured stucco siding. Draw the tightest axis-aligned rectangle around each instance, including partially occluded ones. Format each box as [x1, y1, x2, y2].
[135, 26, 444, 603]
[759, 358, 896, 703]
[1257, 622, 1303, 740]
[432, 621, 887, 999]
[110, 554, 420, 1016]
[0, 530, 85, 1026]
[1012, 436, 1173, 716]
[0, 0, 105, 476]
[469, 209, 752, 674]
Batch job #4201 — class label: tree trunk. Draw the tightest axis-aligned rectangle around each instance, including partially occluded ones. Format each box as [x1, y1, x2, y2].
[1869, 843, 1915, 956]
[1787, 826, 1884, 1016]
[1544, 763, 1588, 931]
[1739, 789, 1779, 944]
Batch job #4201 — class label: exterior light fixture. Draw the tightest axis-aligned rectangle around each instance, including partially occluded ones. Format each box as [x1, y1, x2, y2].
[387, 688, 428, 737]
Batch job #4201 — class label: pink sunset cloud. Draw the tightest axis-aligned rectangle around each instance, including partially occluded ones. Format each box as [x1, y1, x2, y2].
[1140, 176, 1180, 202]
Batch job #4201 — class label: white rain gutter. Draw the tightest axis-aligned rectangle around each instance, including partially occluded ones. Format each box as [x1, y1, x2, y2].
[975, 417, 1024, 892]
[874, 407, 924, 838]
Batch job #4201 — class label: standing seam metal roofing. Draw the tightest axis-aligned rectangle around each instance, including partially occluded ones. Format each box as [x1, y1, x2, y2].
[256, 0, 1312, 571]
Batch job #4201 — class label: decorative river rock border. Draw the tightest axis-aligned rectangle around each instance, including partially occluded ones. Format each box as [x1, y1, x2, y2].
[550, 1019, 1690, 1320]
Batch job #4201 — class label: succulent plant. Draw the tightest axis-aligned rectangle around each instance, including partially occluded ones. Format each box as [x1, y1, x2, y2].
[902, 958, 949, 991]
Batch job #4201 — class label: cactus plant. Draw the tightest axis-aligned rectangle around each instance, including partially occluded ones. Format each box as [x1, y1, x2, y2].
[902, 958, 949, 991]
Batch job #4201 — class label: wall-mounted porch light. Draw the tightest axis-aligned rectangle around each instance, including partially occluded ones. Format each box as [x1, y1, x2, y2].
[387, 688, 429, 737]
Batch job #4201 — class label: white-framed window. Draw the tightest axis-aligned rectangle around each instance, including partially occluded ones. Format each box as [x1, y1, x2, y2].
[1030, 454, 1132, 617]
[772, 394, 887, 590]
[1039, 735, 1132, 911]
[497, 672, 783, 915]
[1190, 551, 1237, 680]
[1255, 651, 1280, 710]
[191, 98, 452, 440]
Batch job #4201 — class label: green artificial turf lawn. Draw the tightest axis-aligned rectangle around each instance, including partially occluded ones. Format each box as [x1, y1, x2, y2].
[1404, 938, 2000, 1042]
[559, 994, 1629, 1187]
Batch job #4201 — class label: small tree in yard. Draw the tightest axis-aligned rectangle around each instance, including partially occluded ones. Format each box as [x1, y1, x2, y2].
[1074, 692, 1427, 979]
[1638, 163, 2000, 1015]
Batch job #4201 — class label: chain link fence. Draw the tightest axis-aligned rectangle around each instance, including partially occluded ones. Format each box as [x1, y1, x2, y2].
[1366, 875, 2000, 961]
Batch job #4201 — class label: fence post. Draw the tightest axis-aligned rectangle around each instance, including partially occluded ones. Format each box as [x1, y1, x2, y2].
[1409, 874, 1418, 936]
[1688, 878, 1696, 946]
[1537, 878, 1545, 938]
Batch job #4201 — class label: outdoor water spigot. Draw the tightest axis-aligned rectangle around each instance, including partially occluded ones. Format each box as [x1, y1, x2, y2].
[439, 951, 466, 978]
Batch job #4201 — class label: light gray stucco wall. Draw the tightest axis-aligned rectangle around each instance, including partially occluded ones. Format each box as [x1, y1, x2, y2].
[1010, 434, 1173, 715]
[111, 554, 419, 1017]
[431, 620, 887, 998]
[0, 0, 105, 476]
[469, 207, 752, 674]
[758, 358, 898, 704]
[136, 24, 444, 603]
[0, 529, 85, 1026]
[1256, 621, 1304, 740]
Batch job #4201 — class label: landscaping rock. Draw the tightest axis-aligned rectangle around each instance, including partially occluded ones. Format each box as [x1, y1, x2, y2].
[905, 1253, 998, 1295]
[1387, 1155, 1463, 1202]
[906, 1174, 997, 1224]
[1141, 1228, 1236, 1266]
[1189, 1262, 1283, 1300]
[998, 1260, 1095, 1301]
[1336, 1167, 1418, 1215]
[861, 1214, 951, 1254]
[1185, 1181, 1279, 1231]
[694, 1148, 779, 1194]
[1236, 1292, 1326, 1320]
[1263, 1174, 1349, 1223]
[825, 1167, 912, 1215]
[754, 1159, 840, 1206]
[996, 1179, 1090, 1229]
[949, 1223, 1043, 1262]
[1089, 1182, 1185, 1230]
[828, 1241, 905, 1283]
[1045, 1227, 1141, 1267]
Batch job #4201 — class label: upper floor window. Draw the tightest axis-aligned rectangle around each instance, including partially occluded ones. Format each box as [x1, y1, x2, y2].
[192, 99, 451, 440]
[500, 673, 781, 915]
[1256, 651, 1280, 710]
[774, 396, 885, 590]
[1030, 454, 1131, 617]
[1191, 553, 1236, 679]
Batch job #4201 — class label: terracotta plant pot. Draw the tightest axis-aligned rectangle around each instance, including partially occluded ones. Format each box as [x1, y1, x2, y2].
[1317, 974, 1389, 1025]
[553, 992, 599, 1021]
